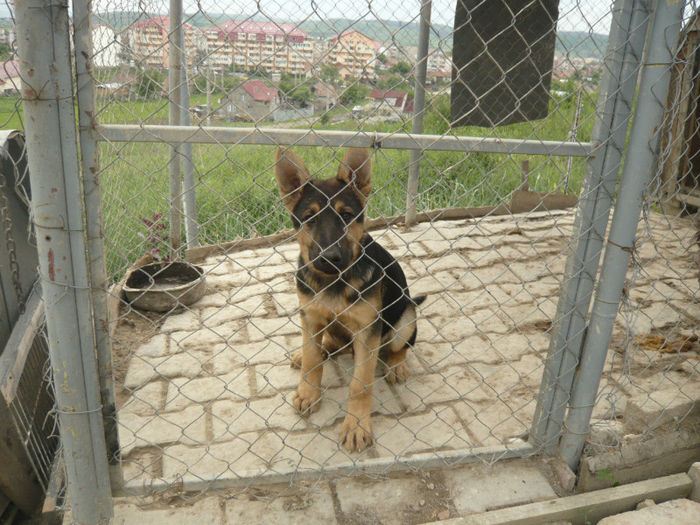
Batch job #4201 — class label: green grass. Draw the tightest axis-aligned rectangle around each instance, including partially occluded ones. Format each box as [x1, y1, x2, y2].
[0, 88, 597, 281]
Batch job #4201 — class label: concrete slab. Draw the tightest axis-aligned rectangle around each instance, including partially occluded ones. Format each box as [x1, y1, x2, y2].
[442, 458, 557, 515]
[112, 496, 224, 525]
[598, 498, 700, 524]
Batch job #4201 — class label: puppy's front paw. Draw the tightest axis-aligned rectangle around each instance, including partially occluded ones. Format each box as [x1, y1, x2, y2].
[385, 361, 409, 384]
[339, 414, 372, 452]
[289, 349, 302, 369]
[292, 384, 321, 415]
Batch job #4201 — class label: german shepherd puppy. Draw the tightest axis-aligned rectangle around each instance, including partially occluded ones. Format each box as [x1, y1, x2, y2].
[274, 147, 425, 452]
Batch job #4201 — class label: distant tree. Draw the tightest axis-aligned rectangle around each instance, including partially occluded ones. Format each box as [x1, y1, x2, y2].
[278, 73, 313, 108]
[389, 61, 412, 76]
[321, 64, 341, 84]
[136, 68, 166, 98]
[0, 43, 11, 62]
[339, 82, 370, 106]
[377, 53, 388, 65]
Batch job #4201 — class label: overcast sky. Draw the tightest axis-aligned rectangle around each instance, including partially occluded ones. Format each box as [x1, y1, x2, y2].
[1, 1, 615, 33]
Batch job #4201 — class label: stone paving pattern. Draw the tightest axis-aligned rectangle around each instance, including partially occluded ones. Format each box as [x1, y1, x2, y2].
[113, 209, 699, 490]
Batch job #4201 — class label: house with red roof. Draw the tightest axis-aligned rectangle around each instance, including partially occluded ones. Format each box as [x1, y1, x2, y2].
[220, 79, 280, 121]
[0, 60, 21, 95]
[369, 89, 410, 114]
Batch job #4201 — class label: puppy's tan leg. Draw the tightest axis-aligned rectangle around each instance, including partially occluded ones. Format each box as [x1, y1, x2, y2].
[384, 346, 410, 384]
[339, 327, 380, 452]
[293, 311, 325, 415]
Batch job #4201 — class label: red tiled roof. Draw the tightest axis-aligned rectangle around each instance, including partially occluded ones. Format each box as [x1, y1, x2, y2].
[0, 60, 20, 81]
[370, 89, 407, 107]
[218, 20, 308, 41]
[241, 80, 279, 102]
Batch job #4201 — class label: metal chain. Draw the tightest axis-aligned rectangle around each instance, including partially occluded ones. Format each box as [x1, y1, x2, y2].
[0, 170, 25, 314]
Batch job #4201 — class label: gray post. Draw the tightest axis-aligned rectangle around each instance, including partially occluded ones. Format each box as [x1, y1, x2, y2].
[530, 0, 649, 453]
[559, 0, 685, 470]
[15, 1, 112, 523]
[169, 0, 184, 258]
[181, 52, 200, 248]
[405, 0, 431, 226]
[72, 0, 120, 465]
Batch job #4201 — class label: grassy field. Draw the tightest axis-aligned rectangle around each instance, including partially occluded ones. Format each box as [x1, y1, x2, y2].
[0, 88, 596, 280]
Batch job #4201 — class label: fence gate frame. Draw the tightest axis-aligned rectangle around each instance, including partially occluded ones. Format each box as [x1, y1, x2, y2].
[11, 0, 689, 521]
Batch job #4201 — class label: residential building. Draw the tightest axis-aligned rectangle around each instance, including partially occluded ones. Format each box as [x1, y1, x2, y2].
[427, 48, 451, 73]
[92, 24, 122, 68]
[220, 79, 280, 121]
[327, 30, 377, 79]
[0, 59, 20, 94]
[212, 20, 313, 75]
[125, 15, 199, 69]
[369, 89, 409, 114]
[311, 81, 339, 112]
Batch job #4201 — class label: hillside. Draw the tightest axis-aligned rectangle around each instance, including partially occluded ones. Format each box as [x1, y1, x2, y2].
[93, 11, 607, 58]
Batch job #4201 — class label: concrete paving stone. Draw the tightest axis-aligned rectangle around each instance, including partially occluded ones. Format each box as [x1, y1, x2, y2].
[450, 234, 495, 251]
[306, 379, 404, 428]
[210, 336, 290, 372]
[271, 292, 300, 316]
[151, 350, 211, 380]
[399, 367, 490, 412]
[437, 309, 511, 340]
[211, 394, 308, 438]
[170, 321, 249, 352]
[443, 459, 557, 515]
[617, 301, 685, 336]
[118, 405, 207, 456]
[160, 309, 199, 333]
[224, 483, 337, 524]
[373, 405, 471, 456]
[598, 498, 700, 524]
[199, 258, 236, 276]
[200, 299, 265, 327]
[163, 429, 289, 481]
[409, 270, 463, 296]
[112, 496, 224, 525]
[623, 384, 700, 434]
[385, 242, 430, 259]
[468, 354, 544, 394]
[414, 253, 470, 274]
[192, 288, 228, 308]
[418, 340, 494, 369]
[482, 331, 550, 361]
[163, 370, 250, 411]
[132, 334, 169, 358]
[628, 281, 688, 304]
[124, 355, 168, 389]
[254, 264, 295, 282]
[247, 316, 301, 341]
[461, 263, 523, 288]
[119, 449, 161, 486]
[334, 474, 433, 525]
[497, 301, 556, 331]
[256, 360, 343, 396]
[420, 239, 458, 255]
[278, 427, 368, 469]
[120, 381, 166, 417]
[454, 394, 535, 446]
[204, 270, 255, 290]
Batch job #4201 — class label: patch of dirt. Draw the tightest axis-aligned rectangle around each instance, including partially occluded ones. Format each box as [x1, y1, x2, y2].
[634, 332, 698, 354]
[111, 305, 165, 407]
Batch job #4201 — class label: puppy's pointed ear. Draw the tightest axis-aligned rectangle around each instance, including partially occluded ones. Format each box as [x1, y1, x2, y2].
[337, 148, 372, 200]
[275, 148, 310, 211]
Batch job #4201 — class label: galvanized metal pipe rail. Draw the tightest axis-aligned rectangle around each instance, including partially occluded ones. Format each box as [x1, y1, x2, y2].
[559, 0, 685, 470]
[530, 0, 649, 454]
[98, 124, 593, 157]
[15, 1, 112, 522]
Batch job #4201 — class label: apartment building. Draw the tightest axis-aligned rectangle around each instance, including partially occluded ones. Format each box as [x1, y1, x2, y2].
[125, 15, 199, 69]
[212, 20, 313, 75]
[327, 30, 377, 79]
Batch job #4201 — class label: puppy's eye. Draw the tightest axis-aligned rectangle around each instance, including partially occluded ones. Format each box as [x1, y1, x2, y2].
[341, 211, 354, 223]
[302, 213, 317, 225]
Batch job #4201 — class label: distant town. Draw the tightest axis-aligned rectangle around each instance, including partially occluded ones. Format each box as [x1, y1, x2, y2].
[0, 15, 605, 123]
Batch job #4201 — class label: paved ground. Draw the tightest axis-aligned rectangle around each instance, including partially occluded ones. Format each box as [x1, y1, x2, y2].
[110, 208, 699, 521]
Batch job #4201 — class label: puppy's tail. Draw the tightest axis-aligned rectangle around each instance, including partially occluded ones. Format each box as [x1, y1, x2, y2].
[411, 295, 427, 307]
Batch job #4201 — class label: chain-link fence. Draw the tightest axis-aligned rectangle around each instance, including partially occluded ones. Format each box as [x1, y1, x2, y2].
[4, 0, 700, 521]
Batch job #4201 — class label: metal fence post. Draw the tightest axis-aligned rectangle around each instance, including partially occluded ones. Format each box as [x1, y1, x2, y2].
[181, 53, 200, 248]
[405, 0, 431, 226]
[558, 0, 685, 471]
[72, 0, 120, 465]
[530, 0, 649, 453]
[169, 0, 184, 258]
[15, 1, 113, 522]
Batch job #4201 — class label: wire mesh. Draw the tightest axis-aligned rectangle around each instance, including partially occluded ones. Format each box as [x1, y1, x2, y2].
[4, 0, 700, 506]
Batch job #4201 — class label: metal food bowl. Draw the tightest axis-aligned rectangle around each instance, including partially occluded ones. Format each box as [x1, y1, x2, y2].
[123, 261, 206, 312]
